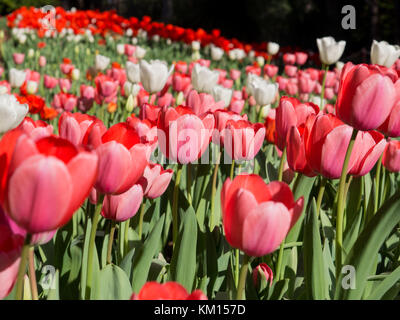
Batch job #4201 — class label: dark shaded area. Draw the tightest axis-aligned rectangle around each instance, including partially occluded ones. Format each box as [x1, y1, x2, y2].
[2, 0, 400, 60]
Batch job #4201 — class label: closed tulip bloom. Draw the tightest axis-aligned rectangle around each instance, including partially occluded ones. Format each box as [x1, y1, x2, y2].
[317, 36, 346, 65]
[382, 140, 400, 172]
[223, 119, 265, 161]
[264, 64, 279, 78]
[125, 61, 141, 83]
[286, 79, 298, 96]
[13, 53, 25, 65]
[4, 135, 98, 233]
[348, 130, 387, 177]
[19, 117, 53, 141]
[213, 110, 248, 145]
[287, 115, 317, 177]
[52, 92, 78, 112]
[102, 184, 143, 222]
[139, 163, 173, 199]
[0, 94, 28, 134]
[44, 75, 58, 89]
[252, 81, 278, 106]
[187, 89, 224, 115]
[139, 103, 161, 126]
[95, 123, 150, 195]
[229, 98, 245, 114]
[59, 78, 71, 92]
[295, 52, 308, 65]
[140, 59, 173, 94]
[305, 114, 355, 179]
[211, 46, 224, 61]
[283, 53, 296, 65]
[58, 112, 101, 146]
[212, 85, 233, 108]
[38, 56, 46, 68]
[94, 74, 119, 105]
[221, 174, 303, 257]
[0, 225, 23, 299]
[124, 44, 136, 57]
[131, 282, 207, 300]
[172, 72, 191, 92]
[253, 263, 273, 288]
[335, 62, 398, 131]
[78, 85, 95, 112]
[191, 64, 219, 94]
[275, 96, 319, 150]
[95, 54, 110, 71]
[267, 42, 280, 55]
[116, 43, 125, 55]
[135, 46, 147, 59]
[371, 40, 400, 68]
[298, 72, 316, 94]
[264, 109, 277, 144]
[157, 105, 214, 164]
[9, 68, 26, 88]
[276, 76, 288, 91]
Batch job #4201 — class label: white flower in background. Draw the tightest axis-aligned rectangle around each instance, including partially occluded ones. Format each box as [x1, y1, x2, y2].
[229, 48, 246, 61]
[191, 64, 219, 94]
[27, 48, 35, 58]
[116, 43, 125, 55]
[135, 46, 147, 59]
[0, 85, 8, 95]
[126, 61, 141, 83]
[252, 81, 278, 106]
[316, 36, 346, 65]
[166, 38, 172, 45]
[26, 81, 38, 94]
[336, 61, 345, 71]
[248, 50, 256, 61]
[211, 46, 224, 61]
[256, 56, 265, 67]
[370, 40, 400, 68]
[267, 42, 280, 55]
[176, 91, 184, 105]
[246, 73, 264, 95]
[139, 59, 174, 94]
[132, 37, 138, 45]
[152, 35, 160, 42]
[261, 105, 271, 118]
[126, 28, 133, 37]
[0, 94, 28, 134]
[212, 85, 233, 108]
[125, 94, 136, 112]
[18, 33, 27, 44]
[72, 69, 80, 80]
[124, 81, 141, 97]
[95, 54, 110, 71]
[9, 68, 26, 88]
[192, 41, 201, 51]
[310, 96, 326, 107]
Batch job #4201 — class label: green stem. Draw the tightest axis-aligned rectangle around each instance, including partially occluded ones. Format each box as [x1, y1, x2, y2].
[106, 220, 116, 265]
[172, 164, 183, 246]
[320, 64, 329, 109]
[138, 202, 146, 240]
[210, 151, 221, 230]
[335, 129, 357, 280]
[235, 249, 240, 288]
[85, 193, 104, 300]
[278, 147, 287, 182]
[230, 159, 235, 180]
[15, 234, 32, 300]
[186, 163, 192, 205]
[316, 177, 327, 217]
[374, 153, 383, 213]
[28, 248, 38, 300]
[123, 220, 130, 257]
[236, 254, 251, 300]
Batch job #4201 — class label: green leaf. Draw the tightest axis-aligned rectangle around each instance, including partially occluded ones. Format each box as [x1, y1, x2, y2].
[92, 265, 132, 300]
[303, 198, 329, 300]
[47, 269, 60, 300]
[131, 215, 165, 293]
[367, 266, 400, 300]
[170, 206, 198, 292]
[335, 192, 400, 300]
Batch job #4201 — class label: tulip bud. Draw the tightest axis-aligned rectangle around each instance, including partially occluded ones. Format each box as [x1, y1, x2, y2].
[26, 81, 38, 94]
[117, 43, 125, 55]
[256, 56, 265, 67]
[253, 263, 273, 289]
[74, 46, 79, 54]
[28, 48, 35, 58]
[107, 101, 117, 113]
[71, 68, 80, 80]
[176, 91, 184, 106]
[126, 94, 135, 112]
[39, 56, 46, 68]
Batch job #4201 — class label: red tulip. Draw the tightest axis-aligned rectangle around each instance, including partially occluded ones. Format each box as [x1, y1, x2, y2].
[95, 123, 150, 195]
[221, 174, 303, 257]
[44, 75, 58, 89]
[283, 53, 296, 65]
[58, 112, 101, 146]
[382, 140, 400, 172]
[172, 73, 191, 92]
[336, 62, 399, 131]
[52, 92, 78, 112]
[213, 109, 248, 145]
[253, 263, 273, 287]
[131, 281, 207, 300]
[139, 103, 161, 126]
[3, 135, 98, 233]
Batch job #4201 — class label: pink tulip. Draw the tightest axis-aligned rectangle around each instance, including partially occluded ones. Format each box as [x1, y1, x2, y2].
[295, 52, 308, 65]
[102, 184, 143, 222]
[186, 90, 224, 115]
[4, 135, 98, 233]
[44, 75, 58, 89]
[285, 65, 298, 77]
[94, 74, 119, 105]
[59, 78, 71, 92]
[58, 112, 101, 146]
[222, 79, 234, 89]
[95, 123, 150, 195]
[286, 79, 299, 96]
[13, 53, 25, 65]
[139, 163, 173, 199]
[276, 76, 288, 91]
[229, 99, 245, 114]
[172, 73, 191, 92]
[382, 140, 400, 172]
[39, 56, 46, 68]
[19, 117, 53, 141]
[126, 115, 158, 148]
[253, 263, 273, 287]
[213, 110, 248, 145]
[78, 85, 95, 112]
[124, 44, 136, 57]
[106, 67, 126, 87]
[264, 64, 279, 78]
[52, 92, 78, 112]
[230, 69, 241, 81]
[221, 174, 303, 257]
[298, 72, 316, 93]
[283, 53, 296, 65]
[158, 92, 174, 108]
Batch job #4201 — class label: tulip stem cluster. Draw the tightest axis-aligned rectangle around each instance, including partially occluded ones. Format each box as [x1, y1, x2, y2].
[335, 129, 358, 280]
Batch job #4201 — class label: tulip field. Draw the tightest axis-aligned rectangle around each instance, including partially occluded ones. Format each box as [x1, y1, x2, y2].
[2, 6, 400, 301]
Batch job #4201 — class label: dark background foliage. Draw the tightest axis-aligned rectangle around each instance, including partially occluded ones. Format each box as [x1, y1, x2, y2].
[2, 0, 400, 60]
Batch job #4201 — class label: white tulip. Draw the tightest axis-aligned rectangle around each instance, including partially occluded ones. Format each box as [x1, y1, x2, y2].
[316, 36, 346, 65]
[132, 37, 138, 45]
[152, 35, 160, 42]
[124, 81, 141, 97]
[135, 46, 147, 59]
[256, 56, 265, 67]
[18, 33, 27, 44]
[126, 61, 141, 83]
[267, 42, 280, 55]
[212, 85, 233, 108]
[0, 86, 8, 95]
[191, 51, 201, 61]
[229, 48, 246, 61]
[336, 61, 345, 71]
[166, 38, 172, 45]
[126, 28, 133, 37]
[191, 64, 219, 94]
[0, 94, 28, 133]
[370, 40, 400, 68]
[116, 44, 125, 55]
[71, 68, 80, 80]
[211, 46, 224, 61]
[246, 73, 264, 95]
[261, 105, 271, 118]
[139, 60, 174, 94]
[9, 68, 26, 88]
[192, 41, 201, 51]
[28, 48, 35, 58]
[95, 54, 110, 71]
[26, 81, 38, 94]
[253, 81, 278, 106]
